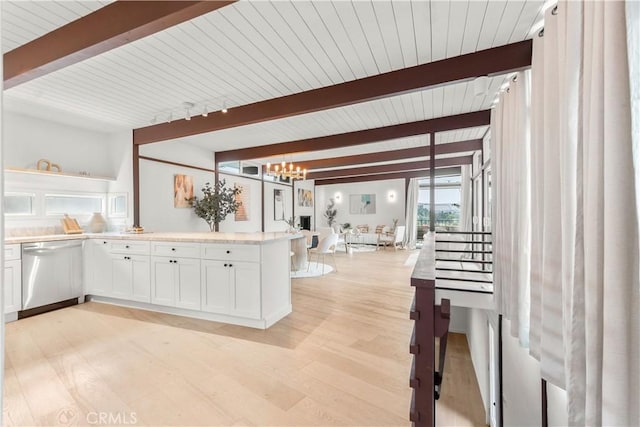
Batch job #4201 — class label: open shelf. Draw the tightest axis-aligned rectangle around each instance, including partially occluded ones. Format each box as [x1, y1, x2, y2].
[5, 167, 116, 182]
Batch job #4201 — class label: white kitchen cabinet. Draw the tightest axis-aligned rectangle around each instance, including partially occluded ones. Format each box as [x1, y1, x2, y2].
[4, 244, 22, 314]
[150, 256, 200, 309]
[201, 260, 260, 319]
[175, 258, 201, 310]
[4, 259, 22, 313]
[229, 261, 261, 319]
[86, 239, 113, 297]
[111, 253, 150, 302]
[201, 260, 230, 314]
[82, 236, 291, 329]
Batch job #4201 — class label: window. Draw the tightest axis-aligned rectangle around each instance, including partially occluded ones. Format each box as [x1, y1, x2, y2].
[108, 193, 127, 218]
[218, 161, 240, 174]
[417, 175, 462, 236]
[4, 192, 35, 216]
[45, 194, 104, 216]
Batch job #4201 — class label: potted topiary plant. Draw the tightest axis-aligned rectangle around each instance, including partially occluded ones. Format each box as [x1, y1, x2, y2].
[189, 180, 241, 231]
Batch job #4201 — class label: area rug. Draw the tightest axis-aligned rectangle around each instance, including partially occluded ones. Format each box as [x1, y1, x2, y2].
[335, 244, 377, 253]
[291, 263, 334, 278]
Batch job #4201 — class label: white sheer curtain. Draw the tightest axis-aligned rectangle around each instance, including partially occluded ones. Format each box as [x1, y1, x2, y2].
[579, 3, 638, 424]
[628, 0, 640, 236]
[404, 178, 419, 250]
[490, 70, 531, 344]
[496, 1, 639, 424]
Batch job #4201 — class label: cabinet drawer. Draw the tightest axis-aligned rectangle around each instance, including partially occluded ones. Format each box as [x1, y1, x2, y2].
[5, 244, 21, 261]
[108, 240, 150, 255]
[150, 241, 200, 259]
[201, 244, 260, 263]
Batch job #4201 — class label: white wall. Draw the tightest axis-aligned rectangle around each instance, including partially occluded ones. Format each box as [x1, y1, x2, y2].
[449, 306, 469, 334]
[314, 179, 405, 230]
[218, 173, 262, 233]
[107, 131, 134, 230]
[3, 112, 132, 232]
[502, 317, 541, 426]
[547, 381, 568, 426]
[293, 179, 315, 229]
[466, 308, 491, 423]
[140, 140, 214, 171]
[264, 181, 292, 232]
[4, 111, 115, 177]
[139, 159, 212, 232]
[138, 141, 216, 232]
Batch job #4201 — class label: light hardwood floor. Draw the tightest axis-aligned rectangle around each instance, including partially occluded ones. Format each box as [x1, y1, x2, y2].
[3, 248, 486, 426]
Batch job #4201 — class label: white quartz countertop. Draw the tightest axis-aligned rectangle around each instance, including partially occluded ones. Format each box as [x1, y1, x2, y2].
[6, 231, 299, 245]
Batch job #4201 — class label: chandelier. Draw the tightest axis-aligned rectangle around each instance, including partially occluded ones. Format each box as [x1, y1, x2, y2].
[266, 161, 307, 180]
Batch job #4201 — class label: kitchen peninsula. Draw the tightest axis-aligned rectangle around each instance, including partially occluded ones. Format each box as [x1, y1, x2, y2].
[7, 232, 294, 329]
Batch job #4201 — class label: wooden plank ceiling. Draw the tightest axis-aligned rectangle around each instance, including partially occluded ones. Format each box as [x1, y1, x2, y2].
[1, 0, 545, 176]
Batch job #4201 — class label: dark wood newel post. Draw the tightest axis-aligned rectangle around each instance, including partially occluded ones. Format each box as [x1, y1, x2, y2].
[410, 234, 451, 426]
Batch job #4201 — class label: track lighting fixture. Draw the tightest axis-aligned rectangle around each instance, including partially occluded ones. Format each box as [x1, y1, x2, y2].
[183, 102, 194, 121]
[151, 97, 230, 125]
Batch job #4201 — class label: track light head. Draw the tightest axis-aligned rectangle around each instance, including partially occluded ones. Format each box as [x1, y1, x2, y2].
[202, 105, 209, 117]
[183, 101, 194, 121]
[221, 101, 228, 113]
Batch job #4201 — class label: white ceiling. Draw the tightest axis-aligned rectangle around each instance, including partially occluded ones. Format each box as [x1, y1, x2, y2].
[1, 0, 544, 169]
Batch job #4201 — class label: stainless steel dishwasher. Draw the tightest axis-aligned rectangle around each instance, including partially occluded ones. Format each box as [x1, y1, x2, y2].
[21, 240, 83, 314]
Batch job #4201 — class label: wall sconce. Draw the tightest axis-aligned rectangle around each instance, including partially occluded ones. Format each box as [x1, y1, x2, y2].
[388, 191, 396, 201]
[334, 192, 342, 202]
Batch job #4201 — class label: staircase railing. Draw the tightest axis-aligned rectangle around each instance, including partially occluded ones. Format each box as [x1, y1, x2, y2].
[434, 231, 493, 292]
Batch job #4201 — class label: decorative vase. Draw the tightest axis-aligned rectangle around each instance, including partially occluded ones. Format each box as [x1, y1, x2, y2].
[88, 212, 107, 233]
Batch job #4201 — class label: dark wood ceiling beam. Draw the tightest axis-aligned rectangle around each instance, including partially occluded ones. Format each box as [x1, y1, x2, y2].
[314, 167, 461, 186]
[215, 110, 489, 162]
[134, 40, 531, 144]
[307, 156, 472, 180]
[4, 1, 235, 89]
[297, 139, 482, 171]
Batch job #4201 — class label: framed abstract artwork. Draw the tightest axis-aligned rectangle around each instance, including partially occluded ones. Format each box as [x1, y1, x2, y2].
[274, 189, 285, 220]
[349, 194, 376, 214]
[174, 174, 193, 208]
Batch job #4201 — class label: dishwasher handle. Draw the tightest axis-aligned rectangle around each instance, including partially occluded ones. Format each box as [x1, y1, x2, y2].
[23, 242, 83, 253]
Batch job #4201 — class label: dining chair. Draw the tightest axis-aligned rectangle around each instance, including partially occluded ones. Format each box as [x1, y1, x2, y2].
[308, 232, 339, 274]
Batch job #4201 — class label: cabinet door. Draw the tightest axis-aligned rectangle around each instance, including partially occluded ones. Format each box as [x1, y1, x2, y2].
[201, 260, 230, 314]
[4, 260, 22, 313]
[88, 240, 113, 296]
[151, 257, 175, 307]
[130, 255, 151, 303]
[175, 258, 201, 310]
[230, 262, 261, 319]
[111, 255, 133, 299]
